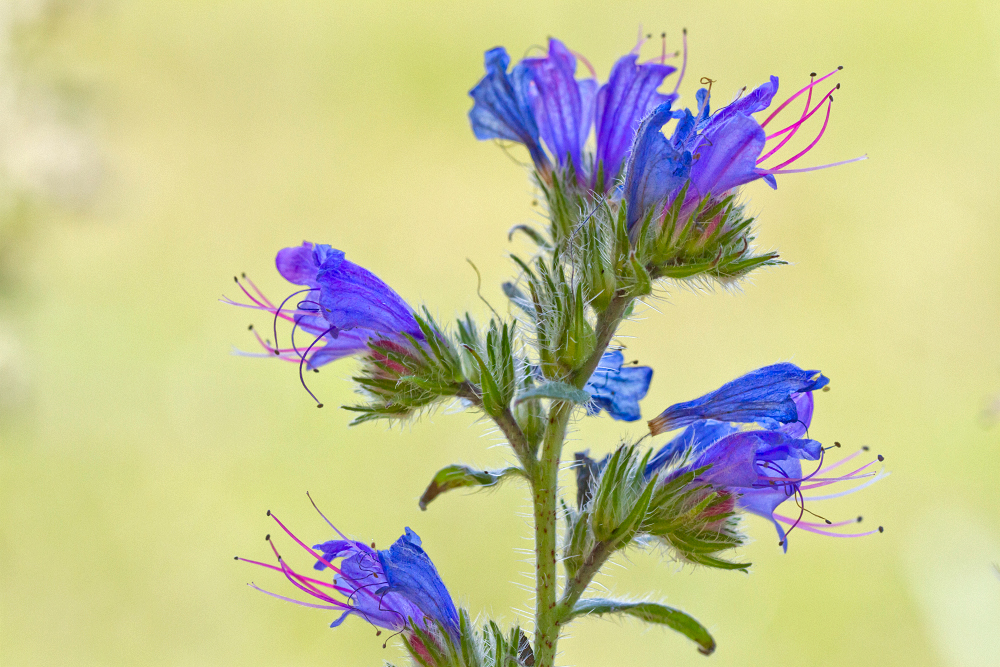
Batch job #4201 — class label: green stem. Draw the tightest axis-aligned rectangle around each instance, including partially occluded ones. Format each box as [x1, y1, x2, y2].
[532, 292, 631, 667]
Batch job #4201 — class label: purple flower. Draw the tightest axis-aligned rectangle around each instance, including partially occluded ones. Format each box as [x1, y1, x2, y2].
[593, 39, 679, 190]
[623, 68, 866, 230]
[239, 509, 460, 649]
[520, 38, 597, 176]
[226, 242, 423, 405]
[647, 362, 829, 435]
[468, 35, 681, 189]
[468, 47, 549, 172]
[583, 350, 653, 421]
[645, 370, 886, 551]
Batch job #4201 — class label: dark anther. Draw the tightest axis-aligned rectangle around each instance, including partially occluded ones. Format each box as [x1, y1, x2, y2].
[265, 533, 270, 541]
[878, 526, 884, 533]
[646, 33, 652, 38]
[825, 519, 833, 524]
[836, 83, 841, 89]
[877, 454, 885, 462]
[313, 368, 319, 373]
[661, 31, 666, 38]
[822, 386, 831, 391]
[316, 403, 324, 408]
[241, 272, 247, 279]
[838, 65, 844, 70]
[834, 441, 842, 447]
[829, 95, 834, 102]
[266, 510, 271, 516]
[857, 516, 863, 522]
[810, 71, 817, 77]
[376, 630, 382, 636]
[248, 324, 253, 330]
[778, 540, 785, 547]
[233, 276, 239, 283]
[683, 27, 687, 34]
[234, 556, 239, 560]
[862, 445, 870, 451]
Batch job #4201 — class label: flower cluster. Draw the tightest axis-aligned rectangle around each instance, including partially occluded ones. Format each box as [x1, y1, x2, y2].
[230, 29, 879, 667]
[645, 363, 886, 551]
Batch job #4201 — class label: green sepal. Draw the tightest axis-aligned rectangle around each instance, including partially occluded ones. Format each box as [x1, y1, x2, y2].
[419, 464, 526, 510]
[568, 598, 716, 656]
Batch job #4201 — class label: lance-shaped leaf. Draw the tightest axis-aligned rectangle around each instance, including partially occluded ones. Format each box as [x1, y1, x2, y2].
[514, 381, 591, 406]
[568, 598, 716, 656]
[420, 464, 526, 510]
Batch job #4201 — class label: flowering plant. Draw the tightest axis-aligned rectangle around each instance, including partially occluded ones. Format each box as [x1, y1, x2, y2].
[228, 31, 884, 667]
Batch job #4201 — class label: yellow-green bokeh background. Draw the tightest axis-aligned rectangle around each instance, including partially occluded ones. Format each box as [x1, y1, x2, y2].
[2, 1, 999, 665]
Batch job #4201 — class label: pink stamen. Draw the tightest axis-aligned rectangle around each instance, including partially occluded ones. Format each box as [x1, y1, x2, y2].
[763, 85, 833, 142]
[237, 557, 351, 594]
[266, 512, 383, 606]
[773, 515, 859, 529]
[567, 47, 598, 80]
[267, 538, 343, 604]
[757, 88, 834, 164]
[813, 449, 863, 474]
[671, 29, 687, 95]
[765, 96, 833, 170]
[803, 468, 889, 501]
[241, 275, 279, 310]
[248, 583, 350, 610]
[757, 155, 868, 175]
[760, 66, 841, 128]
[773, 516, 881, 538]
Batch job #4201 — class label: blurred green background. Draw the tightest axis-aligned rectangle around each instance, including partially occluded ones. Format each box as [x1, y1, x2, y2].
[1, 1, 998, 665]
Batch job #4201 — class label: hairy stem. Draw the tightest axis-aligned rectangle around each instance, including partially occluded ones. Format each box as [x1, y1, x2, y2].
[532, 291, 631, 667]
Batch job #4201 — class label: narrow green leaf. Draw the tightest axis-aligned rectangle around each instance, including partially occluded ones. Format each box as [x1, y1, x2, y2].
[508, 224, 551, 248]
[419, 464, 525, 510]
[514, 381, 590, 406]
[569, 598, 716, 655]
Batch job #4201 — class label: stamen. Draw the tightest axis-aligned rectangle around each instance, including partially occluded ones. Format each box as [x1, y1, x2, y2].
[802, 467, 890, 501]
[248, 583, 349, 610]
[298, 327, 334, 407]
[306, 491, 350, 541]
[236, 556, 351, 594]
[566, 47, 598, 80]
[773, 516, 882, 538]
[760, 66, 842, 128]
[671, 28, 688, 95]
[763, 82, 835, 142]
[273, 289, 317, 356]
[765, 94, 834, 170]
[758, 155, 868, 175]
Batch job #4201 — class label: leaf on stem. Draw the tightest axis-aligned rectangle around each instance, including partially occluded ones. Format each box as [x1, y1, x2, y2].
[514, 381, 591, 406]
[568, 598, 716, 656]
[419, 464, 525, 510]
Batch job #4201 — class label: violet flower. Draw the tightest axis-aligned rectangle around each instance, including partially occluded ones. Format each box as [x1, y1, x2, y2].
[468, 34, 682, 189]
[647, 362, 829, 435]
[238, 508, 460, 649]
[646, 367, 886, 551]
[226, 242, 423, 405]
[623, 68, 866, 230]
[583, 350, 653, 422]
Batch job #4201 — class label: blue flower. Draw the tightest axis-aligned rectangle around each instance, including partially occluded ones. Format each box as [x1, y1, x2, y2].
[240, 511, 460, 647]
[645, 369, 886, 551]
[227, 242, 424, 404]
[468, 47, 549, 172]
[583, 350, 653, 421]
[520, 38, 597, 175]
[593, 43, 678, 190]
[623, 68, 865, 230]
[647, 362, 829, 435]
[468, 35, 680, 189]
